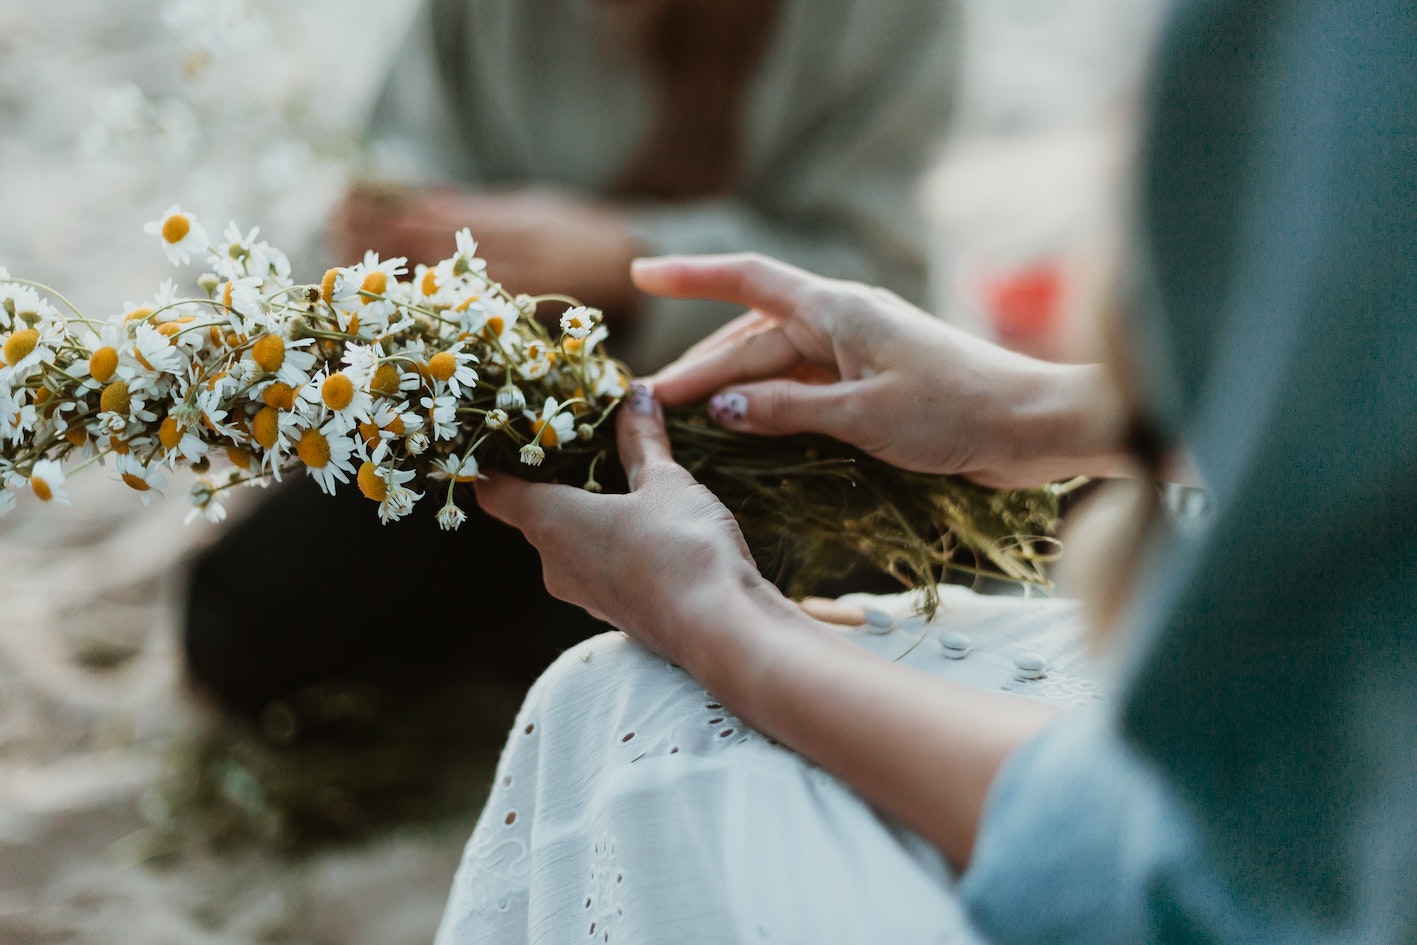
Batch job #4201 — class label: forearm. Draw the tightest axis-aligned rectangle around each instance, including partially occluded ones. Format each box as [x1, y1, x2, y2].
[686, 585, 1060, 870]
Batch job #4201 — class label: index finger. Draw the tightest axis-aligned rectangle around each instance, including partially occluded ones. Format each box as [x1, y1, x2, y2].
[631, 253, 812, 318]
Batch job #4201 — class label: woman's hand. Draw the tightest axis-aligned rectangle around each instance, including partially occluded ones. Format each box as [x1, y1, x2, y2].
[639, 254, 1130, 489]
[328, 183, 642, 316]
[474, 384, 790, 672]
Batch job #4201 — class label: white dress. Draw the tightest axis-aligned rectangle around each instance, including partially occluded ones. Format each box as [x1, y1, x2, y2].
[434, 587, 1102, 945]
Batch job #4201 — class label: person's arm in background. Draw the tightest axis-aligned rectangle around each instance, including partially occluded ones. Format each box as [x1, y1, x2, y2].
[330, 0, 962, 373]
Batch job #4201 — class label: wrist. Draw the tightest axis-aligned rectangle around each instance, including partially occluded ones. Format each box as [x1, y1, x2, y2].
[674, 572, 822, 711]
[1010, 362, 1132, 483]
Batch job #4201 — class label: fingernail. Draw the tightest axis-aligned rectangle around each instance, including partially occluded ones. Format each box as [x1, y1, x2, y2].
[628, 381, 656, 415]
[708, 391, 747, 425]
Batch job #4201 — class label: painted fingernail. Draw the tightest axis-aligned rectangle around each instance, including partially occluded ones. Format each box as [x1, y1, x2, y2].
[628, 381, 656, 415]
[708, 391, 748, 425]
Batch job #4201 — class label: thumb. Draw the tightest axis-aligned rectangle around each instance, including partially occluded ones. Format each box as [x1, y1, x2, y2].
[618, 381, 676, 490]
[706, 379, 859, 440]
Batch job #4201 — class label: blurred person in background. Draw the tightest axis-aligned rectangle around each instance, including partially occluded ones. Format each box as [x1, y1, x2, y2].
[184, 0, 961, 712]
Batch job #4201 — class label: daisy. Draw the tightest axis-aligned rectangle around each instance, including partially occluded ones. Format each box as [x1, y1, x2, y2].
[425, 344, 479, 398]
[518, 338, 555, 381]
[436, 503, 467, 531]
[299, 368, 373, 434]
[559, 305, 598, 340]
[433, 228, 488, 286]
[157, 413, 209, 468]
[430, 453, 480, 482]
[295, 421, 358, 495]
[115, 453, 167, 504]
[185, 478, 228, 524]
[129, 323, 189, 382]
[245, 333, 318, 387]
[420, 392, 458, 441]
[144, 205, 208, 266]
[525, 397, 575, 451]
[356, 400, 423, 464]
[379, 478, 423, 524]
[28, 459, 69, 505]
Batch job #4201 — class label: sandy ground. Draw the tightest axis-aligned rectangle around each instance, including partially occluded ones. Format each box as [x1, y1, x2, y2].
[0, 1, 1162, 942]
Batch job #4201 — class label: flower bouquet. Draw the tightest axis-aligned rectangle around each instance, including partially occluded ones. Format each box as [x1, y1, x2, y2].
[0, 208, 1063, 614]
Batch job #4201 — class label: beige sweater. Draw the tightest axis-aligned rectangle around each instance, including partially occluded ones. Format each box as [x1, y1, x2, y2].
[368, 0, 961, 370]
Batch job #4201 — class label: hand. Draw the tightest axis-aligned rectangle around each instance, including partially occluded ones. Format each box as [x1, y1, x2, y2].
[474, 384, 785, 670]
[328, 183, 643, 315]
[638, 254, 1130, 488]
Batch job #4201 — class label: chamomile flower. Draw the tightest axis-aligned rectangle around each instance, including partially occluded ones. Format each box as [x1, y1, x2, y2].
[157, 412, 209, 467]
[430, 453, 480, 482]
[559, 306, 598, 340]
[245, 333, 318, 387]
[294, 421, 358, 495]
[185, 477, 228, 524]
[484, 407, 508, 430]
[433, 228, 488, 286]
[28, 458, 69, 505]
[526, 397, 575, 451]
[420, 392, 458, 441]
[425, 344, 479, 398]
[299, 368, 373, 434]
[115, 453, 167, 503]
[461, 294, 518, 344]
[518, 339, 555, 381]
[436, 503, 467, 531]
[496, 384, 526, 411]
[144, 205, 208, 266]
[129, 323, 189, 382]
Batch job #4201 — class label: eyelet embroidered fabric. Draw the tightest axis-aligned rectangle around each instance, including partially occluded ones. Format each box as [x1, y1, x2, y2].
[435, 587, 1101, 945]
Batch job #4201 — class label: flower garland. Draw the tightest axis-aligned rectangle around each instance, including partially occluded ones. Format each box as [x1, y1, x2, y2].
[0, 208, 1063, 613]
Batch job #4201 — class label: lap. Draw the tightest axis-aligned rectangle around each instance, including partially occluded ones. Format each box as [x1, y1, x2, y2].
[437, 588, 1097, 945]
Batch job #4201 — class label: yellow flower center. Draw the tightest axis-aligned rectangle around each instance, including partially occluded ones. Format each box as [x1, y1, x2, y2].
[420, 269, 439, 296]
[321, 268, 339, 305]
[563, 337, 584, 355]
[159, 416, 185, 450]
[99, 379, 131, 415]
[251, 334, 286, 372]
[252, 406, 280, 449]
[296, 428, 331, 469]
[3, 329, 39, 366]
[64, 427, 87, 447]
[121, 471, 151, 492]
[359, 270, 387, 302]
[89, 346, 119, 383]
[427, 352, 457, 382]
[161, 213, 190, 245]
[322, 372, 355, 410]
[221, 281, 234, 308]
[370, 363, 401, 396]
[33, 386, 52, 407]
[263, 382, 297, 410]
[533, 418, 559, 449]
[30, 473, 53, 502]
[343, 312, 360, 335]
[109, 435, 130, 455]
[356, 461, 386, 501]
[227, 445, 253, 470]
[157, 321, 183, 338]
[386, 417, 406, 436]
[124, 306, 155, 323]
[483, 316, 504, 339]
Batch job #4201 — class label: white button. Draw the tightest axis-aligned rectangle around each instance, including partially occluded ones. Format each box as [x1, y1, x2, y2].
[938, 631, 971, 659]
[1013, 653, 1047, 680]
